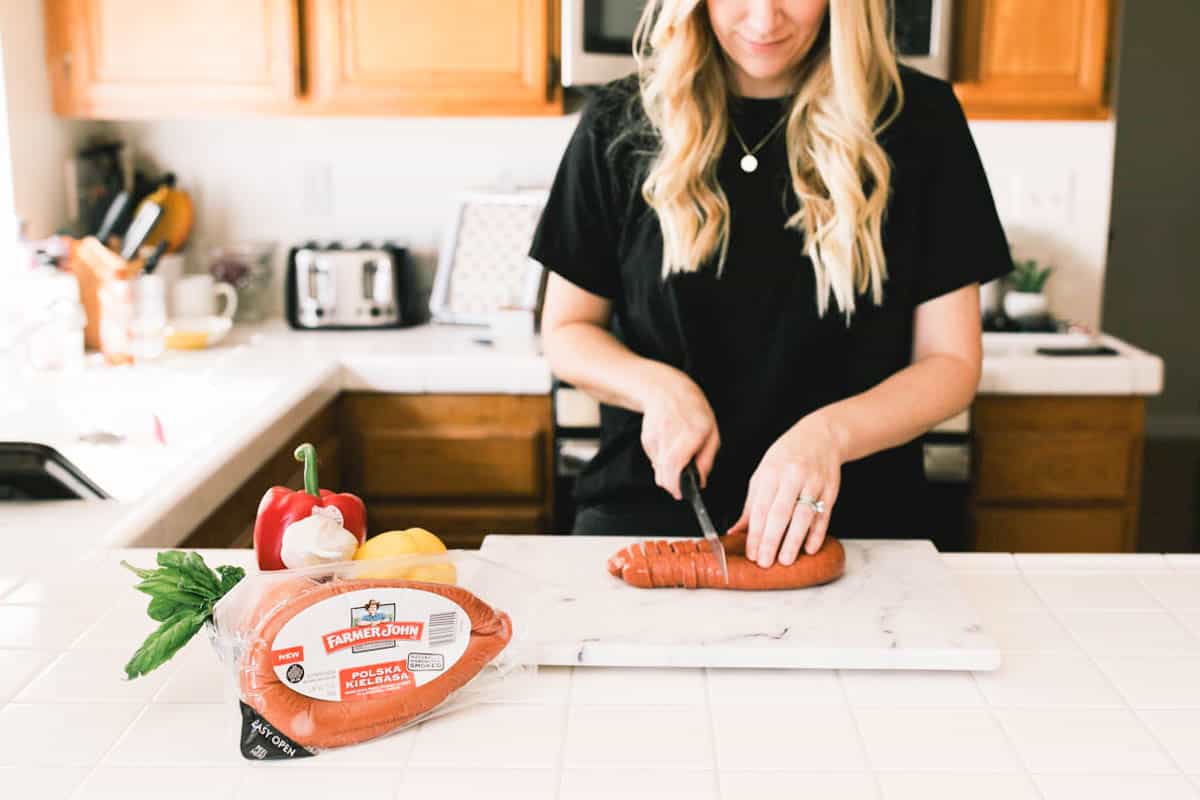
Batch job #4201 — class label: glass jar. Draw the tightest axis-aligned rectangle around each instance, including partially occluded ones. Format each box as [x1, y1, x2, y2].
[208, 242, 276, 323]
[22, 268, 86, 372]
[27, 297, 86, 372]
[98, 274, 166, 364]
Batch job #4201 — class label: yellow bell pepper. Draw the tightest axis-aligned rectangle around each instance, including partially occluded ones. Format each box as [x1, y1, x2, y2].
[352, 528, 456, 583]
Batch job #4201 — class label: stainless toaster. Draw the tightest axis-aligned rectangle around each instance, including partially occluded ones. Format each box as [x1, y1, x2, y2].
[285, 242, 418, 330]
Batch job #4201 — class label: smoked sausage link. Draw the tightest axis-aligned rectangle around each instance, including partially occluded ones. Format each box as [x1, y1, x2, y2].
[606, 532, 845, 590]
[238, 577, 512, 749]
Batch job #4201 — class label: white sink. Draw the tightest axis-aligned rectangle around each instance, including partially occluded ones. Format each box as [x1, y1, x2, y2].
[2, 363, 278, 502]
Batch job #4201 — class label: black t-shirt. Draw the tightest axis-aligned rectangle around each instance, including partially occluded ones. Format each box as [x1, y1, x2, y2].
[529, 67, 1012, 537]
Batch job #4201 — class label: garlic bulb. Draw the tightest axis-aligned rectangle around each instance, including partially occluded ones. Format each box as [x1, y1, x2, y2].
[279, 508, 359, 568]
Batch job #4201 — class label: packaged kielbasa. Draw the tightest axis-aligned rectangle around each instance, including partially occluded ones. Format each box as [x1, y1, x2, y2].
[121, 548, 540, 762]
[213, 551, 539, 760]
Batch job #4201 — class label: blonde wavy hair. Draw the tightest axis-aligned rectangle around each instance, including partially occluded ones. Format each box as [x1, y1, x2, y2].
[633, 0, 903, 320]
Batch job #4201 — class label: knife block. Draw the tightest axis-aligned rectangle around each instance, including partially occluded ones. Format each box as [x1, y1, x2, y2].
[67, 236, 143, 351]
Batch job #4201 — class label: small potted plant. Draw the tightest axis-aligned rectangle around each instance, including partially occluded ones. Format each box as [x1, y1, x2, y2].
[1003, 257, 1053, 323]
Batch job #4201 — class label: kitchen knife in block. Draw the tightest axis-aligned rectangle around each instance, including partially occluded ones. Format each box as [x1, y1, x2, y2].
[119, 201, 163, 260]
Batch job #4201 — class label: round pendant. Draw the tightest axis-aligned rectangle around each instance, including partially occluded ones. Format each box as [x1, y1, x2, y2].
[739, 153, 758, 173]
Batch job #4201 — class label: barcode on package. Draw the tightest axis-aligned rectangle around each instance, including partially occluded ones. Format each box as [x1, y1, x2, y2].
[428, 611, 457, 646]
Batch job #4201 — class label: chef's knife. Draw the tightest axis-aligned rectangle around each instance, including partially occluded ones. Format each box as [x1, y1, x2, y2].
[94, 190, 131, 245]
[141, 240, 169, 274]
[119, 200, 163, 261]
[681, 461, 729, 584]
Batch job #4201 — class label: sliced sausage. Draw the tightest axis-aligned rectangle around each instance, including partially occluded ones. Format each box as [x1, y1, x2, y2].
[607, 531, 845, 590]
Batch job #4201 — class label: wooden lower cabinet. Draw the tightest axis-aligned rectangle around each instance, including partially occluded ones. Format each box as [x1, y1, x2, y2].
[180, 392, 552, 550]
[968, 395, 1146, 552]
[340, 392, 555, 549]
[183, 390, 1149, 555]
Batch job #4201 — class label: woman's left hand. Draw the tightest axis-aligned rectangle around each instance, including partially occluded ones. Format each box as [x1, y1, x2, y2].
[726, 413, 844, 568]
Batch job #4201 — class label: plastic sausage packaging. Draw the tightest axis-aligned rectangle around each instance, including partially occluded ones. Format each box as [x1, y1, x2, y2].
[210, 552, 534, 760]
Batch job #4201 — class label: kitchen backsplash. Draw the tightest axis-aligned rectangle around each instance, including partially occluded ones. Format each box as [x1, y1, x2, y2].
[92, 112, 1115, 327]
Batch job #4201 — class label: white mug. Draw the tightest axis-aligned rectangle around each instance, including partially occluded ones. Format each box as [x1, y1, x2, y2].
[172, 274, 237, 321]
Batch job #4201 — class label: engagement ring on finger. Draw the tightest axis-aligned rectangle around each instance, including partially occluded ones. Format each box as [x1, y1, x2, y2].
[797, 496, 826, 514]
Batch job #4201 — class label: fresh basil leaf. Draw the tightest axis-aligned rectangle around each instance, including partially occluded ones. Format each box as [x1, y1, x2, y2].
[155, 551, 189, 571]
[144, 587, 208, 611]
[216, 565, 246, 596]
[146, 595, 188, 622]
[134, 577, 209, 604]
[124, 610, 206, 680]
[180, 552, 221, 596]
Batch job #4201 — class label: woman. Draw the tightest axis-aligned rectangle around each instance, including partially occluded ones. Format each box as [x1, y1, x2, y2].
[530, 0, 1011, 567]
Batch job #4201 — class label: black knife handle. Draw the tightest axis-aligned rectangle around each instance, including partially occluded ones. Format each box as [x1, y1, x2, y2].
[681, 461, 701, 495]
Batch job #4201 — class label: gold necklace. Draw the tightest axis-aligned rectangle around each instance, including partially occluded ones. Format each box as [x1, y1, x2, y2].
[729, 111, 789, 173]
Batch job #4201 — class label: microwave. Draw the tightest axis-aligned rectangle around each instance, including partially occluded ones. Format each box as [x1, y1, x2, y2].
[561, 0, 954, 86]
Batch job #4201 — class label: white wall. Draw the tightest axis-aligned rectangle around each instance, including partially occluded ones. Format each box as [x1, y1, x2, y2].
[110, 114, 582, 315]
[971, 120, 1116, 328]
[109, 112, 1117, 327]
[0, 1, 78, 241]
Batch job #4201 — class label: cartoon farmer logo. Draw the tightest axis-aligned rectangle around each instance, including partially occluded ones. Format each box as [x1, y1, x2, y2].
[359, 599, 387, 624]
[351, 598, 396, 653]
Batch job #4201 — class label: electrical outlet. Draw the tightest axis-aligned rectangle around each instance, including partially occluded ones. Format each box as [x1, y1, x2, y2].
[1011, 169, 1075, 228]
[301, 162, 333, 217]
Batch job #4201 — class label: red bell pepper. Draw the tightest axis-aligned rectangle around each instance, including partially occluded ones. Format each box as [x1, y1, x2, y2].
[253, 442, 367, 571]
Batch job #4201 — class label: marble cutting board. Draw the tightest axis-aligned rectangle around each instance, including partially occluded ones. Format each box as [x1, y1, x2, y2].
[476, 535, 1001, 671]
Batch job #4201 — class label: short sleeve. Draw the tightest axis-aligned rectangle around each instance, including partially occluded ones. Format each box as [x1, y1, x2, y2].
[528, 93, 623, 300]
[914, 84, 1013, 304]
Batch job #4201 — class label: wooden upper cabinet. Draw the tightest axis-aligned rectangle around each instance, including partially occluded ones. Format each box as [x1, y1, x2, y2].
[303, 0, 562, 115]
[952, 0, 1114, 119]
[44, 0, 299, 118]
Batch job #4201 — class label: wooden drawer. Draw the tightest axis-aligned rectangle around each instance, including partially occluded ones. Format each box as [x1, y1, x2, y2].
[972, 396, 1144, 434]
[358, 428, 545, 499]
[341, 393, 553, 430]
[972, 432, 1134, 501]
[366, 501, 549, 550]
[340, 393, 553, 501]
[971, 505, 1128, 552]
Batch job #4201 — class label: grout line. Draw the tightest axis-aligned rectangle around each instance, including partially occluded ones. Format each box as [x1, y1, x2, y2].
[1015, 563, 1195, 781]
[954, 569, 1054, 797]
[78, 700, 154, 792]
[964, 666, 1049, 797]
[700, 669, 723, 800]
[1187, 771, 1200, 794]
[1132, 572, 1200, 646]
[551, 666, 575, 800]
[833, 669, 884, 800]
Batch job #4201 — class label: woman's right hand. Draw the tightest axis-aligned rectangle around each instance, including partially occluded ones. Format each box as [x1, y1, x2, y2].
[637, 364, 720, 501]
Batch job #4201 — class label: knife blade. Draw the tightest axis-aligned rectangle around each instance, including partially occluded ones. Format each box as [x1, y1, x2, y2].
[95, 190, 131, 244]
[681, 461, 729, 584]
[119, 200, 163, 261]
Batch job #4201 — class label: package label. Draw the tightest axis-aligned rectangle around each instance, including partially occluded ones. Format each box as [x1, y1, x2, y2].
[270, 587, 470, 701]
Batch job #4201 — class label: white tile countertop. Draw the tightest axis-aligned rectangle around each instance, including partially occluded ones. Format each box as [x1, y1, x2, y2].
[1, 320, 549, 552]
[1, 547, 1199, 799]
[0, 321, 1163, 556]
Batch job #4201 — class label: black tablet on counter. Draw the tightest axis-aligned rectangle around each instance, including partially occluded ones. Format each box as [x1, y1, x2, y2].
[0, 442, 110, 501]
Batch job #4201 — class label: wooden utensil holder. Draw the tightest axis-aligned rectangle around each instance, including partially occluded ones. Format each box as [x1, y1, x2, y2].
[66, 235, 146, 351]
